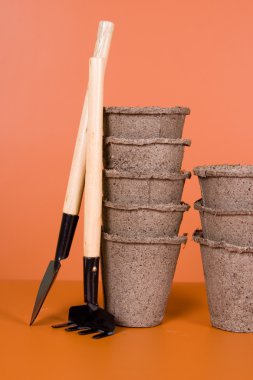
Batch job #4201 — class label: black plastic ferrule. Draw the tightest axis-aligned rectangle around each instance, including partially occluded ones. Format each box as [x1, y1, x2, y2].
[54, 213, 79, 265]
[84, 257, 100, 306]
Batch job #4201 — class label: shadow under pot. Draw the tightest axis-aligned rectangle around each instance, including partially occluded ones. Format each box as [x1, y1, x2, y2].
[101, 233, 187, 327]
[193, 165, 253, 210]
[103, 170, 191, 205]
[194, 199, 253, 247]
[104, 137, 191, 174]
[193, 230, 253, 333]
[103, 106, 190, 139]
[103, 201, 190, 238]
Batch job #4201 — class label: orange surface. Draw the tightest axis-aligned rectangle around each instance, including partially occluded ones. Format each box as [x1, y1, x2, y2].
[1, 0, 253, 281]
[1, 280, 253, 380]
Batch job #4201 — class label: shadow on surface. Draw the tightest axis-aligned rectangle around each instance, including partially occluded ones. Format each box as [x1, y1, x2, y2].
[164, 283, 208, 325]
[0, 308, 27, 325]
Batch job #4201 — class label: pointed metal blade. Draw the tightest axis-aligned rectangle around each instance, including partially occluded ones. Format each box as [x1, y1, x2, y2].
[30, 260, 61, 325]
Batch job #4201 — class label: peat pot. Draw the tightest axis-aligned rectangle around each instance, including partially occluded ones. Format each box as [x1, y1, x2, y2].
[103, 106, 190, 139]
[103, 201, 190, 238]
[193, 230, 253, 333]
[102, 233, 187, 327]
[104, 137, 191, 174]
[195, 199, 253, 247]
[193, 165, 253, 210]
[103, 170, 191, 205]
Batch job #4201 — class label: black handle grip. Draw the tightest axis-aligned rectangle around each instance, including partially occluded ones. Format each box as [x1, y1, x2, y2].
[54, 213, 79, 266]
[84, 257, 100, 306]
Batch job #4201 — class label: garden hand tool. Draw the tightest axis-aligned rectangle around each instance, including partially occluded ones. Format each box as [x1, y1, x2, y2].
[30, 21, 114, 326]
[52, 57, 115, 339]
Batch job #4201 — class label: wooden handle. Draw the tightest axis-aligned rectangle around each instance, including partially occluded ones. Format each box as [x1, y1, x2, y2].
[84, 58, 104, 258]
[63, 21, 114, 215]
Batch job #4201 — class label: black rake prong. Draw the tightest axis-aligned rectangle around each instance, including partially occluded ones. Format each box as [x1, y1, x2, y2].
[78, 328, 114, 339]
[51, 321, 75, 329]
[65, 325, 84, 332]
[78, 328, 98, 336]
[92, 331, 114, 339]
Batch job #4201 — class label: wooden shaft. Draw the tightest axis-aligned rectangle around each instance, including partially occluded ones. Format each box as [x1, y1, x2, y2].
[84, 58, 104, 258]
[63, 21, 114, 215]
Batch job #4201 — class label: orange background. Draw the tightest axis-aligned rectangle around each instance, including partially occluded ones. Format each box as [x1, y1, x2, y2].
[1, 0, 252, 281]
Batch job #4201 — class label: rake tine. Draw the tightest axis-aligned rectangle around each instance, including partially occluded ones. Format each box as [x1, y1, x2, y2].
[92, 331, 114, 340]
[65, 325, 82, 332]
[78, 328, 98, 336]
[52, 322, 75, 329]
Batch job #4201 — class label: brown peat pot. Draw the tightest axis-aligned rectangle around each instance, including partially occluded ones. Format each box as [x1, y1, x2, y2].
[103, 106, 190, 139]
[103, 201, 190, 238]
[194, 199, 253, 247]
[104, 137, 191, 174]
[102, 233, 187, 327]
[193, 230, 253, 333]
[103, 170, 191, 205]
[193, 165, 253, 210]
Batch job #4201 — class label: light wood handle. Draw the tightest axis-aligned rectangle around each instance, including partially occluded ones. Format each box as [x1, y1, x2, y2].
[63, 21, 114, 215]
[84, 58, 104, 258]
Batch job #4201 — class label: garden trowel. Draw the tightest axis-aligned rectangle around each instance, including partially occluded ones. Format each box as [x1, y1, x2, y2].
[30, 21, 114, 325]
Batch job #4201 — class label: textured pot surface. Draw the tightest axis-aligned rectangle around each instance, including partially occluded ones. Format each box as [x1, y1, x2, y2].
[104, 106, 190, 139]
[102, 233, 187, 327]
[103, 201, 190, 238]
[195, 200, 253, 246]
[103, 170, 191, 205]
[104, 137, 191, 174]
[193, 165, 253, 210]
[193, 230, 253, 332]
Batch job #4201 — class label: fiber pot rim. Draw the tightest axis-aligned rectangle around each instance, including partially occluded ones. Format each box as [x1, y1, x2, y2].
[193, 164, 253, 178]
[103, 232, 187, 245]
[104, 169, 191, 180]
[193, 230, 253, 253]
[103, 200, 190, 212]
[104, 137, 191, 147]
[104, 106, 190, 115]
[194, 199, 253, 215]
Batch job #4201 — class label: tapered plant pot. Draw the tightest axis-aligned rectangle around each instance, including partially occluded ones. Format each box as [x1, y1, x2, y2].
[104, 137, 191, 174]
[194, 199, 253, 247]
[193, 230, 253, 333]
[103, 106, 190, 139]
[193, 165, 253, 210]
[101, 233, 187, 327]
[103, 201, 190, 238]
[103, 170, 191, 205]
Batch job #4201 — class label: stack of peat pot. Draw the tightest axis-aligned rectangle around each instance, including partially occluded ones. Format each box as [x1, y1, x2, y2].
[102, 107, 191, 327]
[193, 165, 253, 332]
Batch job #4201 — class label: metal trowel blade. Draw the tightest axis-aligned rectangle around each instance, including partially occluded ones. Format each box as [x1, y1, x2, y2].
[30, 260, 61, 325]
